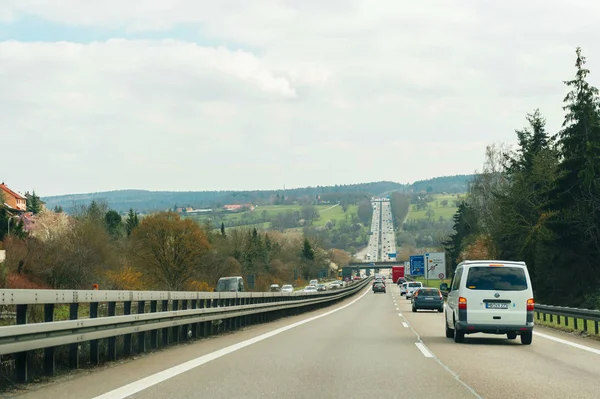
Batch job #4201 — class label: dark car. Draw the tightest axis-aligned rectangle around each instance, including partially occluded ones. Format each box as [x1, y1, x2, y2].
[411, 288, 444, 312]
[372, 278, 385, 286]
[373, 282, 386, 294]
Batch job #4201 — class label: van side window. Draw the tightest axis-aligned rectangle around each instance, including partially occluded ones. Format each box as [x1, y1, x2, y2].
[238, 280, 244, 292]
[451, 268, 463, 291]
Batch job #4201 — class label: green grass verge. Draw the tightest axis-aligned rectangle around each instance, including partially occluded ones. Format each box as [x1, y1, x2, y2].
[407, 194, 461, 221]
[533, 312, 600, 338]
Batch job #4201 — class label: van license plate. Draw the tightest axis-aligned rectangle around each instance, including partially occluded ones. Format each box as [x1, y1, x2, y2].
[486, 303, 508, 309]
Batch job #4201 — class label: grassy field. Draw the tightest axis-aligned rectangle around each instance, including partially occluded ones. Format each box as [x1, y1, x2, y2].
[407, 194, 462, 221]
[188, 203, 358, 230]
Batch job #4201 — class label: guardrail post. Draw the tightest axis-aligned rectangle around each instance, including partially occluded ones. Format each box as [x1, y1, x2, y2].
[161, 300, 169, 346]
[69, 303, 79, 369]
[199, 299, 207, 337]
[90, 302, 99, 365]
[150, 301, 158, 349]
[172, 300, 180, 344]
[43, 303, 56, 376]
[573, 316, 577, 331]
[234, 298, 240, 329]
[137, 301, 146, 353]
[181, 300, 188, 341]
[15, 304, 28, 383]
[123, 301, 132, 356]
[190, 299, 198, 339]
[107, 302, 117, 361]
[595, 320, 599, 335]
[207, 299, 214, 335]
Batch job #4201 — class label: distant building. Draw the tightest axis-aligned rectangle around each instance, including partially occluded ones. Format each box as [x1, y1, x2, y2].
[186, 209, 213, 214]
[0, 182, 27, 211]
[223, 204, 255, 212]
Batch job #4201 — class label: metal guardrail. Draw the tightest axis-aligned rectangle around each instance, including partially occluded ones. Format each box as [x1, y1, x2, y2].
[534, 304, 600, 335]
[0, 277, 372, 383]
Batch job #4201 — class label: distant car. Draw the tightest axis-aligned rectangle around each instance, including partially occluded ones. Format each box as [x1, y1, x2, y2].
[316, 284, 327, 292]
[309, 279, 319, 286]
[303, 286, 318, 292]
[281, 284, 294, 293]
[405, 282, 423, 299]
[412, 288, 444, 313]
[269, 284, 281, 292]
[373, 282, 386, 293]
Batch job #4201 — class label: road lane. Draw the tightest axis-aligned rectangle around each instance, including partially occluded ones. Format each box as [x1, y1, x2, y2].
[12, 285, 479, 399]
[393, 283, 600, 399]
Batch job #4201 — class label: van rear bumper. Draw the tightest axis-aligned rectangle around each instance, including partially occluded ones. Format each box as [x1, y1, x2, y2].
[455, 322, 534, 334]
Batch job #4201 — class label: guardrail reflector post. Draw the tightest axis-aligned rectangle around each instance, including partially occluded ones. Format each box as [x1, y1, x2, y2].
[150, 301, 159, 348]
[15, 304, 28, 383]
[69, 303, 79, 369]
[107, 302, 117, 361]
[90, 302, 99, 365]
[43, 304, 56, 376]
[123, 301, 132, 356]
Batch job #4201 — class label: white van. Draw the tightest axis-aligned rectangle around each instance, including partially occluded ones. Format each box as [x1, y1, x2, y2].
[309, 279, 319, 287]
[445, 260, 534, 345]
[405, 282, 423, 299]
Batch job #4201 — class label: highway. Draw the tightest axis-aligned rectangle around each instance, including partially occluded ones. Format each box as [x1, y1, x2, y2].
[362, 198, 397, 263]
[11, 283, 600, 399]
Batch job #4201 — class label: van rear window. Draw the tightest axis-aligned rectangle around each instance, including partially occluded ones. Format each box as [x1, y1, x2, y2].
[465, 267, 527, 291]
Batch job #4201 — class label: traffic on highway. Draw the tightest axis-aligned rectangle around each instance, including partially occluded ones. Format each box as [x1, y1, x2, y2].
[14, 272, 600, 399]
[363, 197, 396, 262]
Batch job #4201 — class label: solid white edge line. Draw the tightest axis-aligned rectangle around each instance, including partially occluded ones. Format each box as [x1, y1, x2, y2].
[91, 287, 371, 399]
[534, 331, 600, 355]
[402, 322, 409, 328]
[415, 342, 433, 358]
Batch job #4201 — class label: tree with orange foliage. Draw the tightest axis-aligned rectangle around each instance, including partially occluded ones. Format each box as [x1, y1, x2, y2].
[106, 266, 147, 290]
[129, 212, 210, 291]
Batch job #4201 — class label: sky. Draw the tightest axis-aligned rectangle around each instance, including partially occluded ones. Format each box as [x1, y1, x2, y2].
[1, 1, 599, 196]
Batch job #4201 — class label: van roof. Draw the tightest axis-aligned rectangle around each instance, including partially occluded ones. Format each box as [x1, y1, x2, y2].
[458, 260, 526, 267]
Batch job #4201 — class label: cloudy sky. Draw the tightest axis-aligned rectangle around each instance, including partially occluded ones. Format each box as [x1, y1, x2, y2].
[1, 1, 598, 196]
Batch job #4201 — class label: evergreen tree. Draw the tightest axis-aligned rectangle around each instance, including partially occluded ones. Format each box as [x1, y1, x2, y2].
[544, 47, 600, 304]
[220, 222, 226, 237]
[54, 205, 63, 213]
[105, 210, 123, 238]
[26, 190, 43, 214]
[301, 238, 315, 261]
[125, 208, 139, 236]
[442, 201, 478, 274]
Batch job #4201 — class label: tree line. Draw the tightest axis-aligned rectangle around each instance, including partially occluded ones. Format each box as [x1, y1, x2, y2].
[1, 200, 338, 292]
[444, 48, 600, 308]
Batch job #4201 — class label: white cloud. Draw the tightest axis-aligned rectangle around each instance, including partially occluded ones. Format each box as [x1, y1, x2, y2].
[2, 1, 600, 195]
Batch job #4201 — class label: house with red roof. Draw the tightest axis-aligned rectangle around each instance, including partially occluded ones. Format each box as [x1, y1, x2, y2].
[0, 182, 27, 212]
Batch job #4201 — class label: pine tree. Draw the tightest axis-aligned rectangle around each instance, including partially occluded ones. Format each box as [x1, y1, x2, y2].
[220, 222, 226, 237]
[544, 47, 600, 304]
[506, 109, 551, 176]
[26, 190, 42, 214]
[125, 208, 139, 236]
[301, 238, 315, 261]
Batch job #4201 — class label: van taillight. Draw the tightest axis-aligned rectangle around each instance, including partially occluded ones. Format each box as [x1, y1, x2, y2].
[458, 297, 467, 310]
[527, 298, 534, 311]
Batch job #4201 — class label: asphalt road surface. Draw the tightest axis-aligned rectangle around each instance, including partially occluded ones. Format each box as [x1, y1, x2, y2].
[9, 283, 600, 399]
